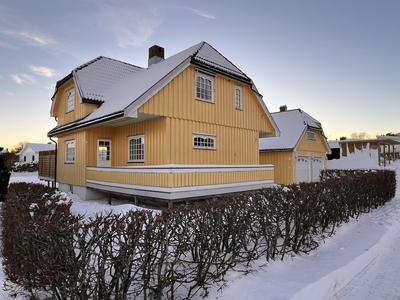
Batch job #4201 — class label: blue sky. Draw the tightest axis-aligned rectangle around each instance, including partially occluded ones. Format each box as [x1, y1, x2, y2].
[1, 0, 399, 150]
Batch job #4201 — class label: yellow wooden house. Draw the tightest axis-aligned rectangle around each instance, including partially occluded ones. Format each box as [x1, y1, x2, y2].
[48, 42, 280, 207]
[259, 106, 331, 184]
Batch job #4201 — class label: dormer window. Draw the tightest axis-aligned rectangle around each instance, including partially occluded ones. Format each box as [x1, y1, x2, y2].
[307, 131, 316, 140]
[66, 87, 75, 113]
[196, 72, 213, 102]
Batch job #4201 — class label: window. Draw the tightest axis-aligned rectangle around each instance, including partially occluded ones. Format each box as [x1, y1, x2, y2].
[193, 133, 216, 150]
[66, 87, 75, 113]
[65, 140, 75, 163]
[32, 155, 35, 162]
[196, 73, 213, 102]
[23, 156, 26, 162]
[235, 85, 242, 109]
[98, 140, 111, 162]
[307, 131, 316, 140]
[128, 135, 145, 162]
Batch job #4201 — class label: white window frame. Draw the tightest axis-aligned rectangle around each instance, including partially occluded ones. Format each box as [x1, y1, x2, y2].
[195, 72, 214, 103]
[235, 85, 242, 110]
[128, 134, 145, 162]
[307, 131, 316, 140]
[193, 133, 216, 150]
[66, 87, 75, 113]
[65, 140, 75, 163]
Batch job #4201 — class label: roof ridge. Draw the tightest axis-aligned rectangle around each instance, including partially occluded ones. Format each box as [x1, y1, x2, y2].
[74, 56, 144, 72]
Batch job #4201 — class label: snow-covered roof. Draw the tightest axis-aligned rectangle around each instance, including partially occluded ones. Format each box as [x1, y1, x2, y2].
[259, 109, 325, 152]
[18, 143, 56, 155]
[50, 41, 278, 136]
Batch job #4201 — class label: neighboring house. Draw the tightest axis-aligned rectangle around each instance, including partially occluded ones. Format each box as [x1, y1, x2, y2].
[338, 136, 400, 167]
[47, 41, 280, 207]
[259, 106, 331, 184]
[327, 140, 340, 160]
[17, 143, 56, 163]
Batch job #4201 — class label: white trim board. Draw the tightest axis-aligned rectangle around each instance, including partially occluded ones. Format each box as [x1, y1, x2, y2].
[87, 179, 274, 200]
[87, 164, 274, 174]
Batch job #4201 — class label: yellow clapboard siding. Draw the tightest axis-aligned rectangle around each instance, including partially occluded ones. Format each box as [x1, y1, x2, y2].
[87, 169, 273, 188]
[138, 66, 275, 134]
[57, 131, 87, 186]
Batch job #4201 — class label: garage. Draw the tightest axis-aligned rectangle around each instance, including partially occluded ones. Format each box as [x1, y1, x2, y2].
[296, 156, 310, 183]
[312, 156, 324, 181]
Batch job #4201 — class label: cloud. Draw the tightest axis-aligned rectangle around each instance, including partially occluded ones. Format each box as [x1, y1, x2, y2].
[29, 65, 59, 78]
[185, 8, 216, 19]
[6, 92, 14, 96]
[46, 85, 56, 90]
[95, 4, 163, 48]
[0, 29, 56, 47]
[11, 74, 37, 85]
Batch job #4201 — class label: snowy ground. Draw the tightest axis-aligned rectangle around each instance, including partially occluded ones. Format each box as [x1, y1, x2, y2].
[2, 155, 399, 300]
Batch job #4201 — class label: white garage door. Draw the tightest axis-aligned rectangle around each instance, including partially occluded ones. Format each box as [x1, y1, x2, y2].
[312, 157, 324, 182]
[296, 156, 310, 183]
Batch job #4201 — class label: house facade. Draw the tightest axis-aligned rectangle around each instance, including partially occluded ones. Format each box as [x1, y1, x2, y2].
[259, 107, 331, 184]
[17, 143, 56, 163]
[48, 42, 279, 206]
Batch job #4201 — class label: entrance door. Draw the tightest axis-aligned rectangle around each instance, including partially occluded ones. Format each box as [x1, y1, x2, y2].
[296, 156, 310, 183]
[97, 139, 111, 167]
[312, 157, 324, 182]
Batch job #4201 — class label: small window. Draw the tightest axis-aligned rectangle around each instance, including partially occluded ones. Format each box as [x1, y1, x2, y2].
[307, 131, 316, 140]
[66, 87, 75, 113]
[23, 156, 26, 162]
[193, 133, 216, 150]
[65, 140, 75, 163]
[128, 135, 145, 162]
[235, 85, 242, 109]
[32, 155, 35, 162]
[196, 73, 213, 102]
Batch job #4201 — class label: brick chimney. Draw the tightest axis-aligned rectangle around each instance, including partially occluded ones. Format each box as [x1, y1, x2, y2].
[279, 105, 287, 112]
[148, 45, 164, 67]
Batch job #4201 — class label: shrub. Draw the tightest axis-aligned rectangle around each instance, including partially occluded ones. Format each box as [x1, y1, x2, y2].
[12, 162, 39, 172]
[2, 169, 396, 299]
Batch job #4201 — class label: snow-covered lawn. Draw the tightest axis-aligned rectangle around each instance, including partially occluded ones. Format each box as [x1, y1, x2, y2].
[2, 157, 399, 300]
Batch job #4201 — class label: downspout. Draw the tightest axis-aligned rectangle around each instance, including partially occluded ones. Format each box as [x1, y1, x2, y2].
[49, 137, 57, 188]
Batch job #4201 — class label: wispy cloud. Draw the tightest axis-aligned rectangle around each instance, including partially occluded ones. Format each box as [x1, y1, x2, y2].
[11, 74, 37, 85]
[0, 29, 56, 47]
[6, 92, 14, 96]
[185, 8, 216, 19]
[29, 65, 59, 78]
[46, 85, 55, 90]
[95, 4, 163, 48]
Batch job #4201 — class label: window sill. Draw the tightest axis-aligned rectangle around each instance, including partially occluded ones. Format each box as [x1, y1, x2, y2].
[195, 98, 214, 104]
[193, 147, 217, 150]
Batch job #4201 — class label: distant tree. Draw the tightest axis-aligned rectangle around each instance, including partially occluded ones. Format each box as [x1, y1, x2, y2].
[13, 141, 28, 153]
[349, 132, 371, 139]
[386, 132, 398, 136]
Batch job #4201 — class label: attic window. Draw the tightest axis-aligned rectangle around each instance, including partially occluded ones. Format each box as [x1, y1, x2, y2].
[307, 131, 316, 140]
[196, 73, 213, 102]
[235, 85, 242, 109]
[66, 87, 75, 113]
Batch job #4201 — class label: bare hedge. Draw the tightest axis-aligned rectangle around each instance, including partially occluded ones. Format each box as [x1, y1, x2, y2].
[1, 169, 396, 299]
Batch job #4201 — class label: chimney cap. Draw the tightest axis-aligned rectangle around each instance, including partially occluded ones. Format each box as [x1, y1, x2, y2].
[279, 105, 287, 112]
